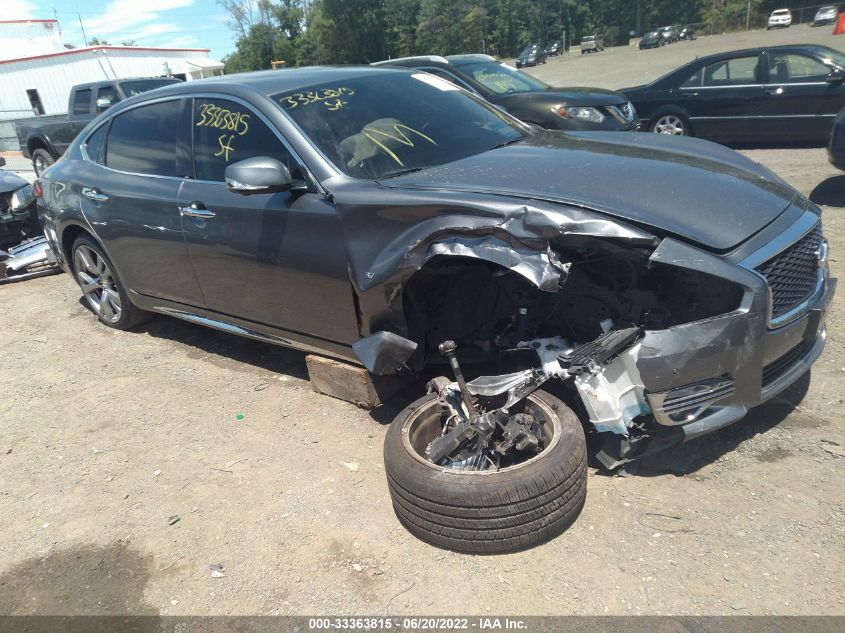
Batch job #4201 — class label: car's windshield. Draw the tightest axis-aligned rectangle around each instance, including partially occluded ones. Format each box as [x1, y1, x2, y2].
[274, 72, 527, 180]
[583, 36, 595, 42]
[456, 61, 549, 95]
[644, 31, 658, 38]
[119, 79, 179, 96]
[772, 9, 790, 15]
[520, 45, 538, 56]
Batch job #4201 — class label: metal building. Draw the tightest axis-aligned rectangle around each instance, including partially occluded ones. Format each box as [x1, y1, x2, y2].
[0, 19, 224, 150]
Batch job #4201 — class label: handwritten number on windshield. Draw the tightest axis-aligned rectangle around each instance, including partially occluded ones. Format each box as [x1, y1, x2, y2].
[281, 87, 354, 111]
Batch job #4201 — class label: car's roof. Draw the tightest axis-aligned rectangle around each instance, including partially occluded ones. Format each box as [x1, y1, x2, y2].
[446, 54, 496, 65]
[134, 65, 412, 99]
[695, 43, 834, 60]
[371, 55, 448, 67]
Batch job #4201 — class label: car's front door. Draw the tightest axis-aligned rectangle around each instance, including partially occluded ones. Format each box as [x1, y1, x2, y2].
[759, 51, 845, 141]
[178, 96, 359, 345]
[684, 53, 768, 141]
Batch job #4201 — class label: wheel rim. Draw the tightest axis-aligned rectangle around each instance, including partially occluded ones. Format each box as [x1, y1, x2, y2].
[401, 393, 562, 475]
[653, 115, 686, 135]
[73, 245, 122, 324]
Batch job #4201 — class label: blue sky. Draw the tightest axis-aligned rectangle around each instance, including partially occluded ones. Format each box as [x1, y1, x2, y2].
[8, 0, 238, 59]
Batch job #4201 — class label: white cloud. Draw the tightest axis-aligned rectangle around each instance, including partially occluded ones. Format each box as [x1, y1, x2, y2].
[82, 0, 196, 42]
[6, 1, 37, 19]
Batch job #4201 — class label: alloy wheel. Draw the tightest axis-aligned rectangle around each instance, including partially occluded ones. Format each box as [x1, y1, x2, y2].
[653, 115, 686, 135]
[73, 244, 122, 324]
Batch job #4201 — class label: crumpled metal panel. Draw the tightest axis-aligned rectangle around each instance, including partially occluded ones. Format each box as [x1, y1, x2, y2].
[333, 189, 658, 335]
[424, 236, 567, 292]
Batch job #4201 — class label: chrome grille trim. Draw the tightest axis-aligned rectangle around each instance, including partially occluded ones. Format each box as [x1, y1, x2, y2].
[756, 225, 823, 319]
[740, 212, 828, 329]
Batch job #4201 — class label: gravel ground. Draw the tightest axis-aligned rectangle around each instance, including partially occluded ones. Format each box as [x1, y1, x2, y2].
[1, 27, 844, 618]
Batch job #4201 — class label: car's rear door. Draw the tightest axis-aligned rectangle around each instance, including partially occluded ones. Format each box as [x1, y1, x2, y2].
[759, 50, 845, 141]
[177, 96, 358, 345]
[686, 53, 768, 141]
[79, 97, 205, 305]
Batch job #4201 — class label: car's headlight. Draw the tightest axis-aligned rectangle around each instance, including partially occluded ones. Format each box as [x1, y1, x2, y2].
[553, 105, 606, 123]
[9, 184, 35, 211]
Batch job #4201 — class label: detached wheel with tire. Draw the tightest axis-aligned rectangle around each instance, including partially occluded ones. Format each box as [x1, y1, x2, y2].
[383, 389, 587, 554]
[71, 235, 150, 330]
[31, 148, 55, 177]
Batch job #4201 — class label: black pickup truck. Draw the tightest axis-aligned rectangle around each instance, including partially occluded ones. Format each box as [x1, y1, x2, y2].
[15, 77, 180, 175]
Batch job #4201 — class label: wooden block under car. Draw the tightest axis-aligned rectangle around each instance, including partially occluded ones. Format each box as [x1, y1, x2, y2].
[305, 355, 399, 408]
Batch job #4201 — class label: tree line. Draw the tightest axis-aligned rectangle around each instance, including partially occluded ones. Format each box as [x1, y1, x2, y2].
[219, 0, 826, 72]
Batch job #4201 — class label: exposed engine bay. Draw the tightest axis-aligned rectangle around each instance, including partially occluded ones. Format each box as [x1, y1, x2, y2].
[403, 239, 744, 364]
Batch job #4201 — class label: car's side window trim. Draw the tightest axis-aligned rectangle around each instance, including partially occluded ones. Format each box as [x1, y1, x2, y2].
[185, 92, 323, 193]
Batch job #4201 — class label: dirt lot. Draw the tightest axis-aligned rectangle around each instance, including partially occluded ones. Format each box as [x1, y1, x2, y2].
[1, 28, 844, 618]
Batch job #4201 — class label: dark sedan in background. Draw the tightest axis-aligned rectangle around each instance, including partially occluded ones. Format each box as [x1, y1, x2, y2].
[516, 43, 546, 68]
[639, 31, 663, 49]
[624, 44, 845, 143]
[374, 55, 638, 132]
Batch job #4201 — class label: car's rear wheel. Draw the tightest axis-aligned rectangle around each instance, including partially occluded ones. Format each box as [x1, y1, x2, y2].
[383, 389, 587, 554]
[651, 113, 689, 136]
[71, 235, 150, 330]
[32, 149, 54, 177]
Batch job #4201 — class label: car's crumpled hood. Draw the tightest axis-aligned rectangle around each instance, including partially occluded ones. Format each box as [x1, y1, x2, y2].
[383, 131, 798, 251]
[0, 169, 28, 194]
[495, 88, 626, 107]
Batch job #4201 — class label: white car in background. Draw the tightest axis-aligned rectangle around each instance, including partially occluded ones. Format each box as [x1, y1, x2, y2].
[767, 8, 793, 29]
[813, 5, 839, 27]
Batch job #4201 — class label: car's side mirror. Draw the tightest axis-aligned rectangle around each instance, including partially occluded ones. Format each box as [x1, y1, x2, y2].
[827, 69, 845, 85]
[96, 97, 115, 112]
[224, 156, 306, 195]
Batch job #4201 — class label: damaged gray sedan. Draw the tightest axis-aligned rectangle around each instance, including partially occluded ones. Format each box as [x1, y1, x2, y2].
[37, 67, 835, 554]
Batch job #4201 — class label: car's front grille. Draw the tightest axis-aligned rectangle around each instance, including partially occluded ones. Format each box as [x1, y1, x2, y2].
[755, 224, 823, 320]
[762, 339, 813, 387]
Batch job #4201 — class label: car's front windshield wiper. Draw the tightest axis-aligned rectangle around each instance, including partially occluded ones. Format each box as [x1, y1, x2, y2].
[489, 136, 526, 151]
[378, 166, 426, 179]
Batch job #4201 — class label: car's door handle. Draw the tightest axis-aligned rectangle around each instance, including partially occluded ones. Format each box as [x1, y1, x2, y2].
[179, 202, 216, 219]
[81, 187, 109, 202]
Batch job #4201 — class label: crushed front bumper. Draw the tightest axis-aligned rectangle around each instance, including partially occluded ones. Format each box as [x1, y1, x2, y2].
[635, 214, 834, 443]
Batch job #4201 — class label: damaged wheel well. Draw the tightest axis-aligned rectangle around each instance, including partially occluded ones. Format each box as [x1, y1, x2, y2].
[61, 225, 93, 266]
[400, 239, 745, 371]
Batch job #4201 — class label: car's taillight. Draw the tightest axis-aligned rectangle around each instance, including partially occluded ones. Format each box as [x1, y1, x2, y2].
[33, 180, 43, 198]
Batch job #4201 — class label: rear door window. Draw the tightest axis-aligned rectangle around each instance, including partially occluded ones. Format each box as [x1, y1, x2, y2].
[681, 67, 704, 88]
[72, 89, 92, 115]
[106, 99, 184, 177]
[704, 56, 761, 86]
[85, 123, 108, 165]
[191, 98, 297, 182]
